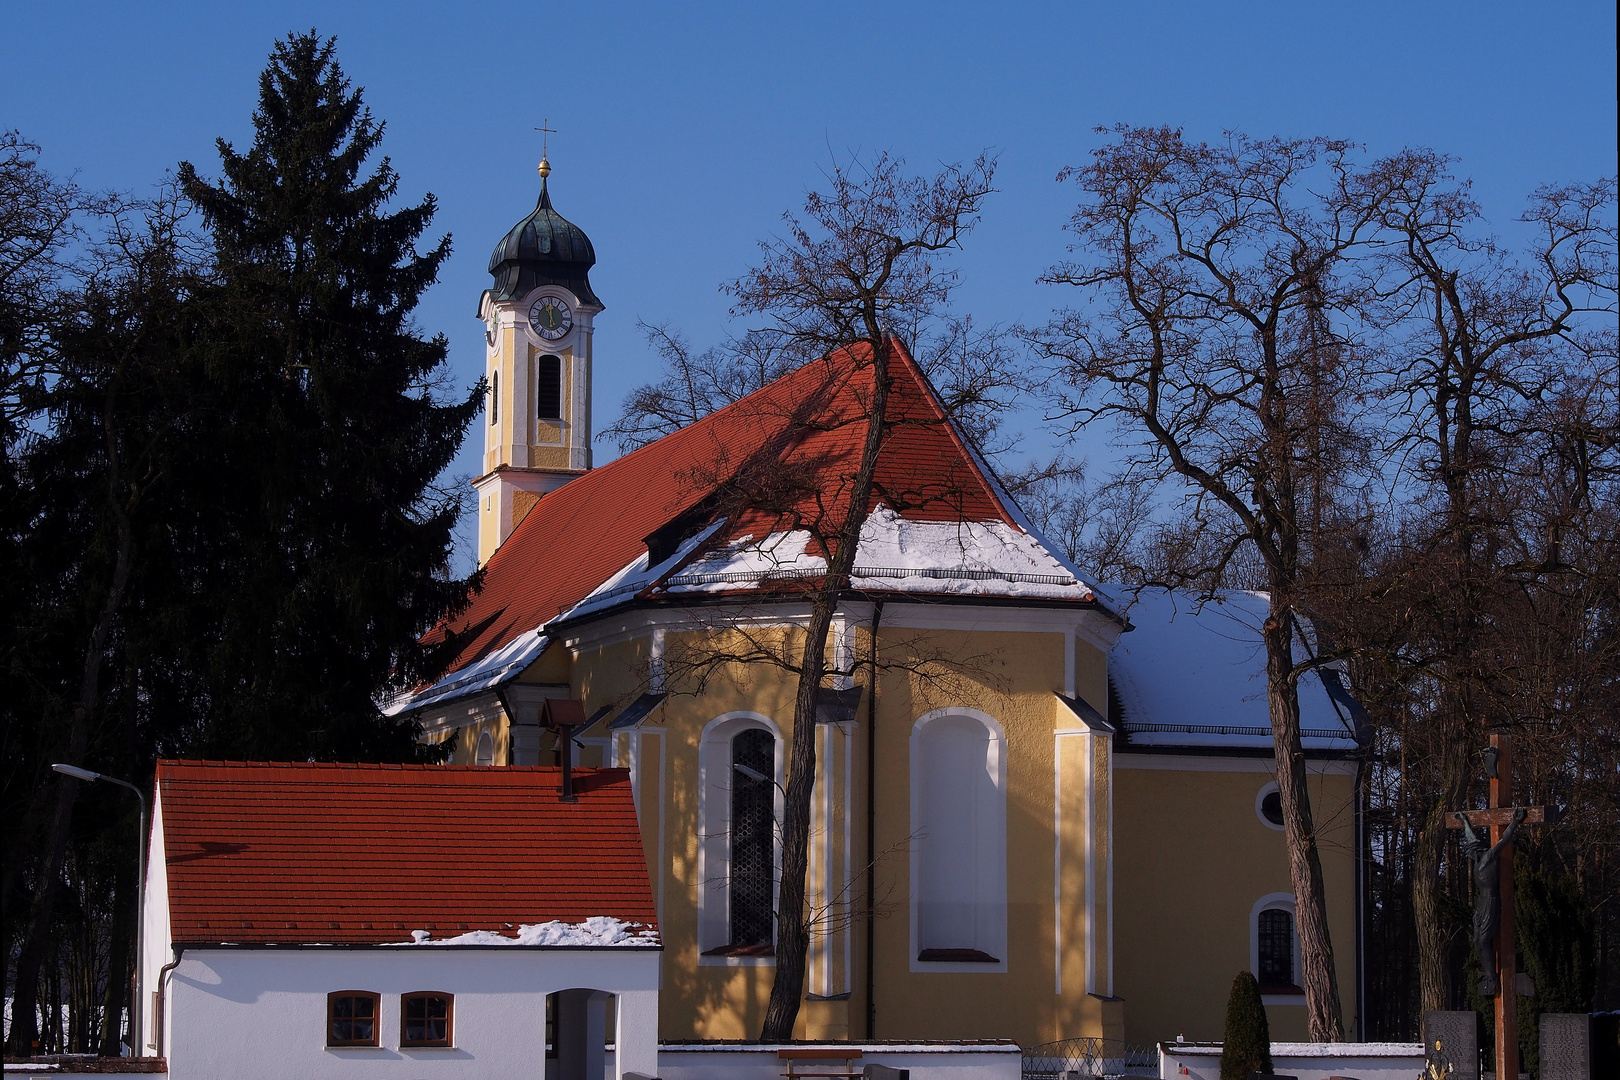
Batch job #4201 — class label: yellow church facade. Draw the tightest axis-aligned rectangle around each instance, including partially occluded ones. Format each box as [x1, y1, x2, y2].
[392, 167, 1364, 1048]
[413, 605, 1360, 1046]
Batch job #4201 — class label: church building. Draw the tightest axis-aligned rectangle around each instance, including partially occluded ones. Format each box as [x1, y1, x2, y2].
[389, 161, 1367, 1047]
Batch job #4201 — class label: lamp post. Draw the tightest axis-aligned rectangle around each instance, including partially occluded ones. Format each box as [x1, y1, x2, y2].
[52, 764, 146, 1057]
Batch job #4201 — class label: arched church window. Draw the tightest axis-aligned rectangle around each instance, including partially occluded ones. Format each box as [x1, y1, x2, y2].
[537, 354, 563, 419]
[729, 728, 774, 949]
[1257, 907, 1295, 987]
[697, 714, 779, 959]
[489, 370, 498, 425]
[912, 710, 1007, 965]
[475, 730, 494, 767]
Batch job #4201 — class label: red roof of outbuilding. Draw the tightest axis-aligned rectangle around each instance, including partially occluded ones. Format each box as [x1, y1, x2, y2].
[429, 340, 1048, 678]
[155, 760, 656, 946]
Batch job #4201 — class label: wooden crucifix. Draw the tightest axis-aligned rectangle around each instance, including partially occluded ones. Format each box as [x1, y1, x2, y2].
[1446, 731, 1560, 1080]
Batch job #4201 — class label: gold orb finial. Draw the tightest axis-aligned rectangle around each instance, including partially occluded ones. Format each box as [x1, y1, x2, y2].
[534, 118, 556, 182]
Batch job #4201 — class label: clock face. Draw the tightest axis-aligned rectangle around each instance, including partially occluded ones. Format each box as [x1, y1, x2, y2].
[528, 296, 572, 340]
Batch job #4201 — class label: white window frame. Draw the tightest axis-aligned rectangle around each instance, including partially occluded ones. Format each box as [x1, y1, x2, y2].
[697, 712, 782, 966]
[474, 730, 495, 767]
[1255, 780, 1285, 831]
[1250, 891, 1304, 1005]
[909, 707, 1009, 973]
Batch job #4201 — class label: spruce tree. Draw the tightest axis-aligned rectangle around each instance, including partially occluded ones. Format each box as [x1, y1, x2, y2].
[175, 32, 480, 759]
[1516, 865, 1595, 1079]
[1221, 971, 1274, 1080]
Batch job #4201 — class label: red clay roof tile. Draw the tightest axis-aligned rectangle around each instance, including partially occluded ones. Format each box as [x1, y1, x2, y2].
[430, 340, 1023, 676]
[155, 760, 656, 946]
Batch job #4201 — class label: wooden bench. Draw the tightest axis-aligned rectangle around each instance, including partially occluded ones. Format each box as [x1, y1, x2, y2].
[779, 1047, 864, 1078]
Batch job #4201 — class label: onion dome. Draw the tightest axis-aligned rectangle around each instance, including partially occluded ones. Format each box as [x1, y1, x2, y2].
[487, 170, 601, 308]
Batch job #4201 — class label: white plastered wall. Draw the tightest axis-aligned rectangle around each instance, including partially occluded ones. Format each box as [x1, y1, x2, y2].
[160, 946, 658, 1079]
[139, 783, 172, 1055]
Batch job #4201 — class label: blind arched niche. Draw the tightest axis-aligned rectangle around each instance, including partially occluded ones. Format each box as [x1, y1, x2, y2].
[910, 708, 1007, 967]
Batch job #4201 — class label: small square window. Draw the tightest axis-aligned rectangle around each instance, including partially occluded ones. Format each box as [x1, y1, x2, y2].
[401, 992, 453, 1047]
[327, 991, 380, 1047]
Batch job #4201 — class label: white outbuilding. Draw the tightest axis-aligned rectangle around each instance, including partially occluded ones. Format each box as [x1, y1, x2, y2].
[139, 759, 660, 1079]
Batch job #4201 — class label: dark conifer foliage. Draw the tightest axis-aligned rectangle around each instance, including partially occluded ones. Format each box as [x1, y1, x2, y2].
[174, 32, 480, 759]
[5, 36, 482, 1052]
[1221, 971, 1274, 1080]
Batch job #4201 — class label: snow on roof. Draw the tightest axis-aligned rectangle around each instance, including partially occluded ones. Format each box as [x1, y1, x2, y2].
[155, 760, 657, 946]
[660, 507, 1088, 600]
[399, 341, 1114, 716]
[383, 628, 548, 716]
[398, 916, 659, 948]
[1107, 588, 1361, 751]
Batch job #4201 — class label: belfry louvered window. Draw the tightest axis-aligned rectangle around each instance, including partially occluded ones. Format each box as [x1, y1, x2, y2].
[729, 728, 775, 948]
[1258, 907, 1295, 986]
[537, 354, 562, 419]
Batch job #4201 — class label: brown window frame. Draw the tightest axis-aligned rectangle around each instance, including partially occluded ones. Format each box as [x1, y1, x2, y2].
[326, 990, 381, 1047]
[400, 991, 454, 1048]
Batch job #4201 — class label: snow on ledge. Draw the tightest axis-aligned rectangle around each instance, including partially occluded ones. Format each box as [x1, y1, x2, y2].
[1161, 1042, 1423, 1057]
[392, 917, 660, 948]
[660, 1040, 1019, 1053]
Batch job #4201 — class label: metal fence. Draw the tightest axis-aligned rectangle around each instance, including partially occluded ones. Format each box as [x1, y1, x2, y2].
[1023, 1037, 1159, 1080]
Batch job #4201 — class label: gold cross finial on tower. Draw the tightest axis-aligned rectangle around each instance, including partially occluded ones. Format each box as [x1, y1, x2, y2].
[534, 119, 556, 179]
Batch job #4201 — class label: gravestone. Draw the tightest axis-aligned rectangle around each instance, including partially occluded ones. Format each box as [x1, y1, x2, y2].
[1539, 1013, 1590, 1080]
[1424, 1010, 1480, 1080]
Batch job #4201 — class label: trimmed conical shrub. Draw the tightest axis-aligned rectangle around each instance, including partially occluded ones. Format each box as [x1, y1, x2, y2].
[1221, 971, 1274, 1080]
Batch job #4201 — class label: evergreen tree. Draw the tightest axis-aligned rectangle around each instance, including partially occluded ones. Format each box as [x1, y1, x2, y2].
[1222, 971, 1274, 1080]
[5, 37, 483, 1051]
[1516, 865, 1595, 1079]
[174, 32, 480, 759]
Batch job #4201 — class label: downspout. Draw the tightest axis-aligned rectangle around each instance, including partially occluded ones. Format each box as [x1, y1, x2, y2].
[494, 685, 518, 765]
[864, 599, 884, 1040]
[152, 947, 184, 1057]
[1354, 755, 1366, 1040]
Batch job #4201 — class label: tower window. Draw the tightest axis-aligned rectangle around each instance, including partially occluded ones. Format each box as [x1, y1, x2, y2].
[538, 354, 563, 419]
[490, 370, 498, 425]
[729, 728, 775, 949]
[1257, 907, 1295, 987]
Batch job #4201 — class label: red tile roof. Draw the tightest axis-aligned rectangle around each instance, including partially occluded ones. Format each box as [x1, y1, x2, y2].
[431, 339, 1032, 676]
[155, 760, 656, 946]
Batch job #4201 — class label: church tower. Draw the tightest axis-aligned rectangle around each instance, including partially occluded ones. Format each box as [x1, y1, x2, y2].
[473, 156, 601, 565]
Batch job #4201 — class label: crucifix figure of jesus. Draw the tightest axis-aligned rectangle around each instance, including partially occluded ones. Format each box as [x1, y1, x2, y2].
[1457, 805, 1525, 996]
[1446, 732, 1558, 1080]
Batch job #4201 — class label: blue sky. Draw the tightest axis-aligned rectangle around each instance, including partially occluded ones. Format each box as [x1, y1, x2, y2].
[5, 1, 1615, 565]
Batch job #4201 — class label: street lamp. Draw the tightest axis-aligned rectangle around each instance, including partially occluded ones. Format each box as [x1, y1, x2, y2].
[52, 764, 146, 1057]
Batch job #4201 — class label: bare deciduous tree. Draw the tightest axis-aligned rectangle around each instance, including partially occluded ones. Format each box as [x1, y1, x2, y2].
[1349, 156, 1616, 1017]
[599, 321, 809, 453]
[1030, 126, 1405, 1040]
[721, 150, 996, 1040]
[604, 314, 1029, 459]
